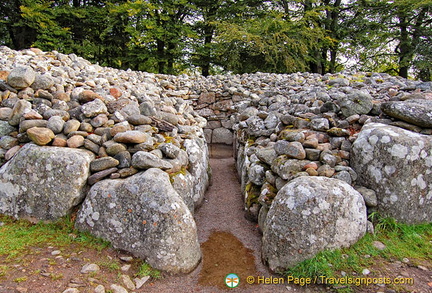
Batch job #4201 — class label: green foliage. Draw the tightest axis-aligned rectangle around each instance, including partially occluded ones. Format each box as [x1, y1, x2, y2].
[213, 13, 325, 73]
[0, 0, 430, 78]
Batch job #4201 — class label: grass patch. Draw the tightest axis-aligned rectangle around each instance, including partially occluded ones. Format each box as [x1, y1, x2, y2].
[136, 261, 162, 280]
[98, 257, 121, 272]
[285, 214, 432, 292]
[0, 214, 110, 261]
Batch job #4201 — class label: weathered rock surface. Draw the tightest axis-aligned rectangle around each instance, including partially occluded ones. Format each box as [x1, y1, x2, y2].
[351, 123, 432, 224]
[0, 144, 94, 220]
[76, 168, 201, 274]
[7, 66, 36, 89]
[262, 176, 367, 272]
[381, 100, 432, 128]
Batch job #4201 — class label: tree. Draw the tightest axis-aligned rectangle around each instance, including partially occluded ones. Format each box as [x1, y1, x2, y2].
[0, 0, 38, 49]
[191, 0, 264, 76]
[349, 0, 432, 79]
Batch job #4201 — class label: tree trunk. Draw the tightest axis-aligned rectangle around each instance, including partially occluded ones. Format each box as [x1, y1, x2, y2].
[201, 25, 214, 76]
[157, 39, 166, 74]
[397, 14, 411, 78]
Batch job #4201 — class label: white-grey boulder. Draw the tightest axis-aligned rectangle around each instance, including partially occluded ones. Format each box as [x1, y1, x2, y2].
[0, 144, 94, 220]
[262, 176, 367, 272]
[351, 123, 432, 224]
[75, 168, 201, 274]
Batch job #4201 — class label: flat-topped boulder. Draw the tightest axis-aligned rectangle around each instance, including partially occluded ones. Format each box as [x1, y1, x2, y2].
[0, 144, 94, 220]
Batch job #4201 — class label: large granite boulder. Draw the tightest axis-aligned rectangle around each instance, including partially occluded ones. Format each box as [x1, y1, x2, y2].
[381, 100, 432, 128]
[0, 144, 94, 220]
[262, 176, 367, 273]
[75, 168, 201, 274]
[351, 123, 432, 224]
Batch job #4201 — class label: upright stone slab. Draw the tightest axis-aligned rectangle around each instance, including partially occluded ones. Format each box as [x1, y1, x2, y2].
[75, 168, 201, 274]
[262, 176, 367, 273]
[351, 123, 432, 224]
[183, 137, 210, 208]
[0, 144, 94, 220]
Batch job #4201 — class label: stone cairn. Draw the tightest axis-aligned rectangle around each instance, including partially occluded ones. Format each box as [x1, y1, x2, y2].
[1, 46, 431, 273]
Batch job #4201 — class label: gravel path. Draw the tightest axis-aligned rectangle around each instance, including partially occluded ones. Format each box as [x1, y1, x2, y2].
[146, 144, 313, 292]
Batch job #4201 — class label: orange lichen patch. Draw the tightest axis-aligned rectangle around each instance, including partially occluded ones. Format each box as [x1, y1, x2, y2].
[127, 209, 132, 213]
[142, 220, 147, 225]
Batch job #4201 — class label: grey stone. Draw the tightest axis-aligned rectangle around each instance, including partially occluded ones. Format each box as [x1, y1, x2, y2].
[114, 151, 131, 168]
[354, 186, 378, 207]
[159, 112, 179, 125]
[381, 100, 432, 128]
[84, 139, 100, 154]
[171, 171, 195, 213]
[87, 168, 118, 185]
[139, 101, 157, 116]
[262, 176, 367, 272]
[19, 120, 48, 133]
[132, 151, 173, 170]
[183, 137, 210, 208]
[351, 123, 432, 224]
[310, 118, 330, 131]
[245, 116, 268, 136]
[159, 143, 180, 159]
[31, 74, 54, 90]
[339, 90, 373, 117]
[0, 121, 16, 137]
[106, 143, 127, 156]
[47, 116, 65, 134]
[81, 99, 108, 118]
[90, 157, 119, 172]
[76, 168, 201, 274]
[7, 66, 36, 89]
[80, 263, 100, 274]
[43, 109, 70, 121]
[127, 114, 152, 125]
[248, 163, 266, 185]
[320, 152, 337, 167]
[0, 144, 94, 220]
[0, 136, 18, 150]
[328, 78, 349, 87]
[305, 148, 321, 161]
[333, 170, 352, 185]
[255, 146, 277, 165]
[274, 141, 306, 159]
[271, 157, 308, 181]
[264, 113, 279, 130]
[212, 128, 233, 145]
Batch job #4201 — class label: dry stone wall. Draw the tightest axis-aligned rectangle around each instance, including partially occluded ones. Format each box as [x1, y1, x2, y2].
[1, 46, 432, 273]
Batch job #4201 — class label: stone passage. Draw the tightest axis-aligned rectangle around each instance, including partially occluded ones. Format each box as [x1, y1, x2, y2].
[1, 47, 432, 274]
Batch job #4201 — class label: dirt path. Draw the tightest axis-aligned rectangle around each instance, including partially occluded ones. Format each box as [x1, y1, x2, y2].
[146, 144, 309, 292]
